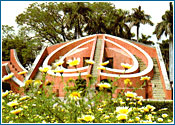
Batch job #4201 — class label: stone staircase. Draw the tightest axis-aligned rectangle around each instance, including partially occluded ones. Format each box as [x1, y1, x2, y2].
[134, 56, 147, 72]
[151, 58, 165, 99]
[34, 71, 43, 80]
[91, 39, 103, 78]
[135, 56, 165, 99]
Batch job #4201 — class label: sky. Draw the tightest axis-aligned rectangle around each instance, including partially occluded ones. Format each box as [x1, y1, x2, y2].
[1, 1, 173, 43]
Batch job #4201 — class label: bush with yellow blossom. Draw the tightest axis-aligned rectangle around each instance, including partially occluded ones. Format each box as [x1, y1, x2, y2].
[2, 60, 173, 123]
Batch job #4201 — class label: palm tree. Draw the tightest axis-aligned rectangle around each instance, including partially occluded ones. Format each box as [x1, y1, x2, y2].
[108, 9, 133, 39]
[127, 6, 154, 42]
[84, 2, 115, 35]
[63, 2, 92, 39]
[153, 2, 173, 82]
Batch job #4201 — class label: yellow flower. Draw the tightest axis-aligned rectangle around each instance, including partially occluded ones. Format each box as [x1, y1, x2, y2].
[39, 65, 51, 73]
[25, 79, 33, 86]
[98, 108, 103, 112]
[18, 70, 28, 75]
[121, 63, 132, 69]
[19, 96, 30, 101]
[100, 60, 109, 66]
[86, 74, 92, 78]
[2, 99, 5, 103]
[2, 91, 9, 98]
[168, 119, 172, 122]
[97, 66, 106, 70]
[104, 115, 110, 119]
[10, 108, 23, 115]
[125, 91, 137, 98]
[143, 107, 149, 112]
[85, 59, 95, 65]
[120, 101, 126, 105]
[38, 91, 42, 94]
[135, 117, 140, 122]
[55, 60, 64, 66]
[42, 120, 47, 123]
[34, 80, 42, 87]
[82, 115, 95, 122]
[128, 119, 134, 123]
[137, 101, 142, 105]
[97, 83, 111, 90]
[2, 106, 5, 109]
[67, 58, 80, 67]
[151, 112, 156, 115]
[140, 76, 150, 81]
[116, 107, 131, 114]
[162, 113, 168, 118]
[2, 73, 14, 81]
[69, 91, 81, 100]
[135, 96, 143, 101]
[157, 118, 163, 122]
[158, 108, 168, 111]
[116, 114, 127, 120]
[124, 79, 132, 85]
[7, 100, 19, 107]
[23, 106, 28, 109]
[52, 66, 65, 74]
[146, 105, 155, 111]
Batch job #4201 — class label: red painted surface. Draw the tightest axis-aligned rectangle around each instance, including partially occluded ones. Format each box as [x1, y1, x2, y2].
[2, 34, 172, 100]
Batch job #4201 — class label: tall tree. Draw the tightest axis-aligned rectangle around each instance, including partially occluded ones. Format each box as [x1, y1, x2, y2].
[16, 2, 67, 44]
[127, 6, 154, 42]
[138, 33, 154, 45]
[2, 25, 42, 66]
[85, 2, 115, 35]
[153, 2, 173, 82]
[63, 2, 92, 39]
[107, 9, 133, 39]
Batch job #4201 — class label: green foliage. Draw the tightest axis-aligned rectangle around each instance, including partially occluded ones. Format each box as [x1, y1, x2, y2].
[15, 2, 140, 44]
[2, 70, 173, 123]
[142, 100, 173, 118]
[2, 25, 42, 66]
[153, 2, 173, 40]
[160, 39, 170, 74]
[127, 6, 154, 41]
[138, 33, 154, 45]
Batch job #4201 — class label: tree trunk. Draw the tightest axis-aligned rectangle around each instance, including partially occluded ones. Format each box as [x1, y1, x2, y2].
[136, 24, 140, 42]
[169, 39, 173, 82]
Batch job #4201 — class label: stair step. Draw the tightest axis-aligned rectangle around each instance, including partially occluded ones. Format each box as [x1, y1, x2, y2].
[151, 57, 165, 100]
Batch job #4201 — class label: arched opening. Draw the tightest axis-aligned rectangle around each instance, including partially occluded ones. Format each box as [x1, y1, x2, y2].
[2, 82, 11, 92]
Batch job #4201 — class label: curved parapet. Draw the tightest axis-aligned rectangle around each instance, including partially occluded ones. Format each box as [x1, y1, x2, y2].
[2, 63, 25, 93]
[104, 38, 139, 74]
[43, 34, 96, 67]
[43, 35, 97, 76]
[10, 49, 27, 72]
[155, 43, 172, 99]
[101, 34, 154, 79]
[24, 46, 48, 81]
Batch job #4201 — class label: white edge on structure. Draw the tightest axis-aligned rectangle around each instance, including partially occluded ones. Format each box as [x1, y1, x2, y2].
[59, 38, 95, 70]
[43, 36, 96, 73]
[24, 46, 47, 82]
[43, 34, 96, 67]
[13, 49, 27, 72]
[104, 38, 139, 73]
[100, 34, 154, 78]
[4, 63, 25, 87]
[155, 43, 171, 90]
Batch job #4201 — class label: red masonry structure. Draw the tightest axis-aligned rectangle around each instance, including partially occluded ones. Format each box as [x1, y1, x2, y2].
[2, 34, 172, 100]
